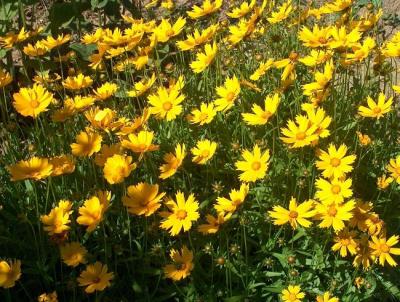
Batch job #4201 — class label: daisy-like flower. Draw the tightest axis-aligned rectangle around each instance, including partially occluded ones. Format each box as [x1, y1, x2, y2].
[12, 83, 54, 118]
[77, 191, 111, 233]
[227, 0, 256, 18]
[242, 93, 280, 126]
[331, 228, 358, 257]
[315, 200, 355, 232]
[214, 183, 249, 215]
[70, 130, 102, 157]
[302, 104, 332, 140]
[62, 73, 93, 90]
[60, 242, 88, 267]
[198, 214, 229, 235]
[299, 50, 332, 67]
[191, 140, 217, 164]
[127, 73, 156, 97]
[235, 144, 270, 182]
[37, 291, 58, 302]
[267, 0, 293, 24]
[153, 17, 186, 43]
[0, 69, 12, 88]
[281, 285, 305, 302]
[23, 41, 48, 56]
[94, 144, 123, 166]
[369, 235, 400, 267]
[163, 246, 194, 281]
[316, 292, 339, 302]
[0, 260, 21, 289]
[40, 34, 71, 50]
[123, 182, 166, 216]
[187, 0, 222, 19]
[328, 26, 361, 50]
[377, 174, 394, 190]
[387, 155, 400, 184]
[190, 42, 217, 73]
[315, 177, 353, 204]
[298, 25, 331, 48]
[280, 115, 318, 148]
[358, 93, 392, 119]
[353, 235, 375, 270]
[176, 24, 218, 51]
[84, 107, 120, 132]
[78, 262, 114, 293]
[148, 85, 185, 121]
[316, 144, 356, 179]
[93, 82, 118, 100]
[356, 131, 371, 146]
[121, 130, 159, 154]
[159, 143, 186, 179]
[268, 197, 316, 229]
[103, 154, 136, 184]
[250, 58, 274, 81]
[49, 155, 75, 177]
[7, 157, 53, 181]
[188, 102, 217, 125]
[40, 200, 73, 235]
[213, 75, 241, 112]
[160, 191, 200, 236]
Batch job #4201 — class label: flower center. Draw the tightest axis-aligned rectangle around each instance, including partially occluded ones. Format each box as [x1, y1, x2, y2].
[328, 205, 338, 216]
[373, 107, 382, 114]
[93, 277, 101, 284]
[31, 99, 40, 108]
[138, 143, 147, 151]
[226, 91, 235, 101]
[289, 51, 299, 61]
[289, 210, 298, 219]
[232, 199, 242, 206]
[396, 167, 400, 175]
[380, 243, 390, 253]
[176, 209, 187, 220]
[289, 293, 297, 301]
[296, 131, 306, 140]
[251, 161, 261, 171]
[261, 111, 272, 120]
[175, 262, 186, 270]
[166, 29, 175, 37]
[341, 238, 350, 246]
[330, 157, 341, 167]
[331, 184, 341, 194]
[163, 101, 173, 111]
[201, 150, 210, 158]
[318, 37, 327, 44]
[199, 112, 208, 121]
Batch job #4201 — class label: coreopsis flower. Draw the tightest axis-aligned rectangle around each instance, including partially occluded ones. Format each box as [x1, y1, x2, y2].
[302, 104, 331, 140]
[316, 144, 356, 179]
[60, 242, 88, 267]
[214, 183, 249, 215]
[84, 107, 120, 132]
[0, 260, 21, 289]
[281, 285, 305, 302]
[322, 0, 352, 13]
[188, 102, 217, 125]
[316, 292, 339, 302]
[274, 51, 299, 81]
[38, 291, 58, 302]
[358, 93, 392, 119]
[12, 84, 54, 118]
[280, 115, 318, 148]
[299, 50, 332, 67]
[250, 58, 274, 81]
[160, 191, 200, 236]
[93, 82, 118, 100]
[71, 130, 102, 157]
[41, 34, 71, 50]
[345, 37, 376, 63]
[161, 0, 174, 9]
[153, 17, 186, 43]
[227, 0, 256, 18]
[94, 144, 123, 166]
[176, 24, 218, 51]
[235, 144, 270, 182]
[102, 27, 127, 45]
[62, 74, 93, 90]
[0, 27, 30, 48]
[190, 42, 217, 73]
[49, 155, 76, 177]
[356, 131, 371, 146]
[365, 212, 384, 236]
[348, 200, 372, 231]
[369, 235, 400, 266]
[353, 235, 374, 270]
[191, 140, 217, 164]
[163, 246, 194, 281]
[77, 191, 111, 232]
[23, 41, 48, 56]
[123, 182, 166, 216]
[298, 25, 331, 48]
[242, 93, 280, 126]
[198, 214, 229, 234]
[160, 144, 186, 179]
[387, 155, 400, 184]
[393, 84, 400, 94]
[103, 154, 136, 184]
[331, 228, 358, 257]
[7, 157, 53, 181]
[78, 262, 114, 293]
[121, 130, 159, 154]
[226, 11, 260, 46]
[41, 200, 73, 235]
[127, 73, 156, 97]
[117, 109, 151, 137]
[187, 0, 222, 19]
[328, 26, 361, 50]
[71, 95, 96, 110]
[315, 178, 353, 204]
[148, 85, 185, 121]
[0, 69, 12, 88]
[81, 28, 103, 44]
[302, 60, 334, 105]
[268, 197, 316, 229]
[267, 0, 292, 24]
[377, 175, 393, 190]
[315, 200, 355, 232]
[213, 75, 241, 112]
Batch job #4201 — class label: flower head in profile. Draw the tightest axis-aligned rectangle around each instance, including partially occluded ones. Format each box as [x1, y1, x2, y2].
[160, 191, 200, 236]
[148, 85, 185, 121]
[250, 58, 274, 81]
[369, 235, 400, 267]
[0, 69, 12, 88]
[153, 17, 186, 43]
[213, 75, 241, 112]
[242, 93, 280, 126]
[176, 24, 218, 51]
[94, 144, 123, 166]
[13, 84, 54, 118]
[7, 157, 53, 181]
[71, 130, 102, 157]
[127, 73, 156, 97]
[235, 144, 270, 182]
[358, 93, 392, 119]
[159, 143, 186, 179]
[0, 260, 21, 289]
[103, 154, 136, 184]
[163, 246, 194, 281]
[190, 42, 217, 73]
[41, 200, 73, 235]
[77, 191, 111, 233]
[267, 0, 293, 24]
[316, 144, 356, 179]
[78, 262, 114, 293]
[38, 291, 58, 302]
[49, 155, 75, 177]
[387, 155, 400, 184]
[60, 242, 88, 267]
[123, 182, 166, 216]
[214, 183, 249, 215]
[227, 0, 256, 18]
[281, 284, 305, 302]
[191, 140, 217, 164]
[198, 213, 230, 235]
[121, 130, 159, 154]
[93, 82, 118, 100]
[62, 73, 93, 90]
[187, 0, 222, 19]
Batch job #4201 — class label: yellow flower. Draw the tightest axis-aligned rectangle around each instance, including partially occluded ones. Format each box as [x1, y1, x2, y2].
[60, 242, 88, 267]
[316, 292, 339, 302]
[365, 212, 384, 236]
[214, 183, 249, 215]
[328, 26, 361, 50]
[40, 200, 73, 235]
[187, 0, 222, 19]
[153, 17, 186, 43]
[160, 191, 200, 236]
[315, 177, 353, 204]
[356, 131, 371, 146]
[315, 200, 355, 232]
[353, 235, 374, 270]
[70, 130, 102, 157]
[331, 228, 358, 257]
[94, 144, 123, 166]
[188, 102, 217, 125]
[23, 41, 48, 56]
[127, 73, 156, 97]
[316, 144, 356, 179]
[235, 144, 270, 182]
[302, 60, 334, 105]
[268, 197, 316, 229]
[41, 34, 71, 50]
[299, 50, 332, 67]
[38, 291, 58, 302]
[298, 25, 331, 48]
[176, 24, 218, 51]
[78, 262, 114, 293]
[322, 0, 352, 13]
[62, 73, 93, 90]
[198, 214, 229, 234]
[274, 52, 298, 81]
[7, 157, 53, 181]
[49, 155, 76, 177]
[0, 69, 12, 88]
[242, 93, 280, 126]
[377, 175, 393, 190]
[358, 93, 392, 119]
[77, 191, 111, 232]
[302, 104, 332, 140]
[281, 285, 305, 302]
[0, 260, 21, 289]
[191, 140, 217, 164]
[163, 246, 194, 281]
[227, 0, 256, 18]
[123, 182, 166, 216]
[159, 143, 186, 179]
[213, 75, 241, 112]
[267, 0, 292, 24]
[387, 155, 400, 184]
[190, 42, 217, 73]
[13, 84, 54, 118]
[148, 85, 185, 121]
[0, 27, 30, 48]
[250, 58, 274, 81]
[121, 130, 159, 154]
[280, 115, 318, 148]
[345, 37, 376, 63]
[71, 95, 96, 110]
[93, 82, 118, 100]
[103, 154, 136, 184]
[369, 235, 400, 267]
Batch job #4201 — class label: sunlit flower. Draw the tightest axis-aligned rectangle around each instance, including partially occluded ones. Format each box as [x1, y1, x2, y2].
[41, 200, 73, 235]
[103, 154, 136, 184]
[159, 143, 186, 179]
[213, 75, 241, 112]
[298, 25, 331, 48]
[387, 155, 400, 184]
[281, 285, 305, 302]
[250, 58, 274, 81]
[188, 102, 217, 125]
[163, 246, 194, 281]
[191, 140, 217, 164]
[71, 130, 102, 157]
[176, 24, 218, 51]
[316, 292, 339, 302]
[227, 0, 256, 18]
[187, 0, 222, 19]
[38, 291, 58, 302]
[358, 93, 392, 119]
[331, 228, 358, 257]
[78, 262, 114, 293]
[0, 69, 12, 88]
[127, 73, 156, 97]
[315, 200, 355, 232]
[60, 242, 88, 267]
[41, 34, 71, 50]
[315, 177, 353, 204]
[242, 93, 280, 125]
[123, 182, 166, 216]
[94, 144, 123, 166]
[214, 183, 249, 215]
[49, 155, 76, 177]
[77, 191, 111, 232]
[268, 0, 292, 24]
[190, 42, 217, 73]
[62, 73, 93, 90]
[316, 144, 356, 179]
[148, 85, 185, 121]
[377, 175, 393, 190]
[280, 115, 318, 148]
[369, 235, 400, 267]
[93, 82, 118, 100]
[153, 17, 186, 43]
[13, 84, 54, 118]
[235, 144, 270, 182]
[121, 130, 159, 154]
[198, 214, 229, 234]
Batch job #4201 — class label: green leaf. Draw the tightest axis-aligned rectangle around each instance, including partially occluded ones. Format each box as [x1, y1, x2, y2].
[70, 43, 97, 61]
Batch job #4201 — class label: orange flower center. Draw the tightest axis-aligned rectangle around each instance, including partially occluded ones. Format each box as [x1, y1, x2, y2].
[232, 199, 242, 206]
[396, 167, 400, 175]
[166, 29, 175, 37]
[289, 210, 298, 219]
[201, 150, 210, 158]
[261, 111, 272, 120]
[226, 91, 235, 101]
[373, 107, 382, 114]
[138, 143, 147, 152]
[330, 157, 341, 167]
[176, 209, 187, 220]
[341, 238, 350, 246]
[331, 184, 341, 194]
[379, 243, 390, 253]
[289, 293, 297, 301]
[289, 51, 299, 61]
[328, 205, 338, 216]
[318, 37, 327, 44]
[31, 99, 40, 108]
[199, 112, 208, 121]
[92, 277, 101, 284]
[296, 131, 306, 140]
[163, 101, 173, 111]
[251, 161, 261, 171]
